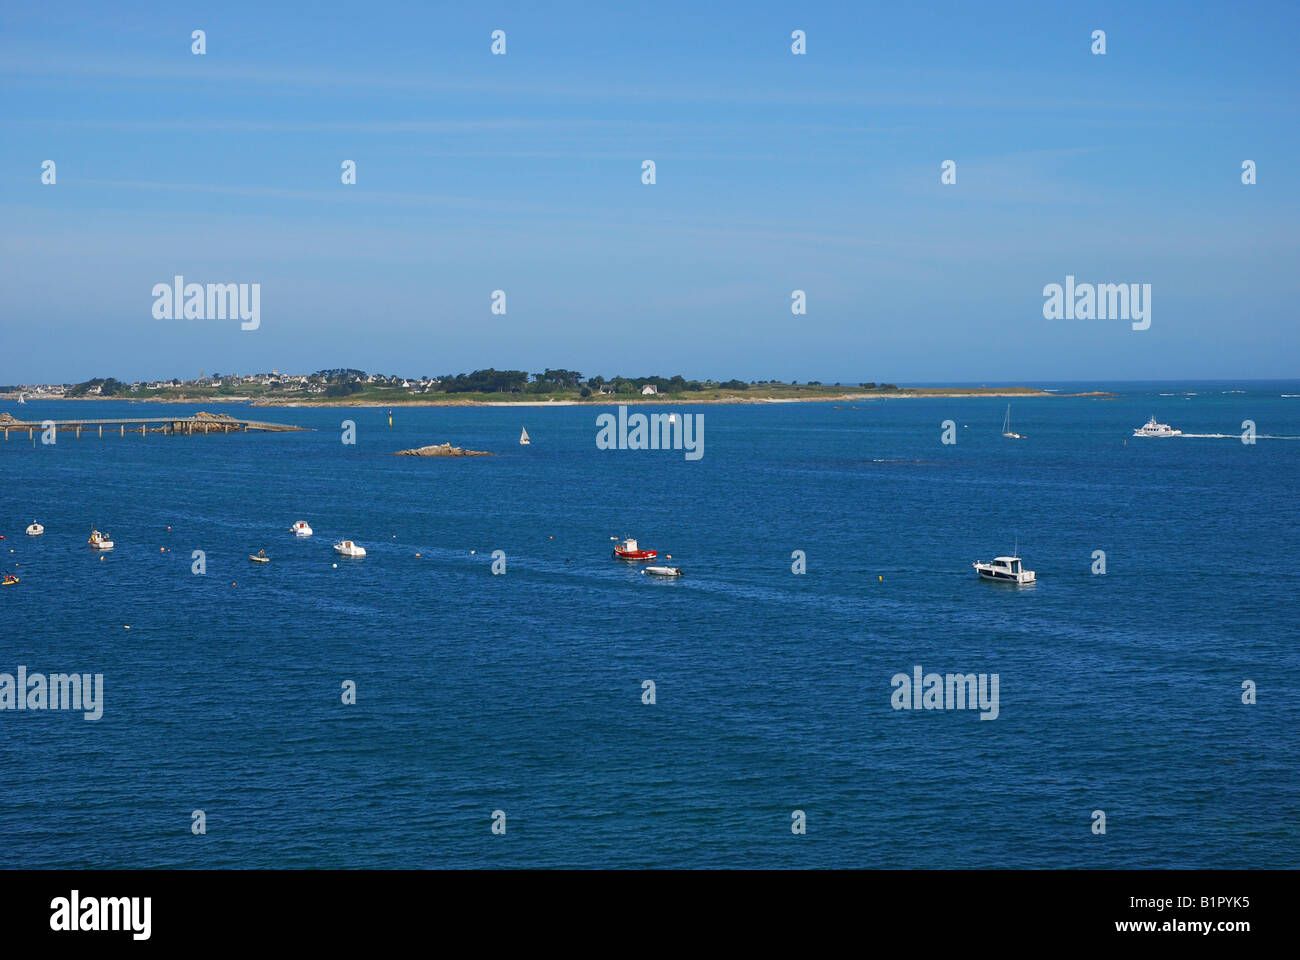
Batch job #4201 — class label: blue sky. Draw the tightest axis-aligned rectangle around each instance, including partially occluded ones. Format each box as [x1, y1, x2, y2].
[2, 1, 1297, 384]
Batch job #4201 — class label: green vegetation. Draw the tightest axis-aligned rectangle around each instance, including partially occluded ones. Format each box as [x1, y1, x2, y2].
[67, 377, 129, 397]
[33, 370, 1053, 405]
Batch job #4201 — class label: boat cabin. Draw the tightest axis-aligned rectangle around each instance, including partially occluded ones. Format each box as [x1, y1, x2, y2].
[994, 557, 1021, 574]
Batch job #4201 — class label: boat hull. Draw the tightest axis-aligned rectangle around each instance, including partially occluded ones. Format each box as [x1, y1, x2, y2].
[975, 569, 1034, 584]
[613, 550, 656, 561]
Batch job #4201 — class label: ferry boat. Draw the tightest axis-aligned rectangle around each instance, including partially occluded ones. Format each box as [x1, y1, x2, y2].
[333, 540, 366, 558]
[25, 522, 43, 536]
[1133, 416, 1181, 438]
[87, 529, 114, 550]
[643, 565, 682, 577]
[973, 555, 1035, 584]
[612, 537, 657, 561]
[290, 520, 313, 537]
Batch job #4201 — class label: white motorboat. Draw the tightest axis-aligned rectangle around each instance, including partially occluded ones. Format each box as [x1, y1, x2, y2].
[519, 427, 530, 445]
[973, 555, 1034, 584]
[290, 520, 313, 537]
[333, 540, 366, 558]
[87, 529, 114, 550]
[25, 522, 44, 536]
[643, 565, 683, 577]
[1001, 404, 1023, 439]
[1133, 416, 1181, 438]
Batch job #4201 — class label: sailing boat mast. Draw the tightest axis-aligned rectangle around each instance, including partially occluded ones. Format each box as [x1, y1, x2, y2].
[1001, 404, 1022, 439]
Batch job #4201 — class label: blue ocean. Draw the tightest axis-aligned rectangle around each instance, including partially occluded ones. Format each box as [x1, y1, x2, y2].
[2, 382, 1297, 868]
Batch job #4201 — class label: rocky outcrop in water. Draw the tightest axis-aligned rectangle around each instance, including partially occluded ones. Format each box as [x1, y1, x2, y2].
[395, 443, 492, 457]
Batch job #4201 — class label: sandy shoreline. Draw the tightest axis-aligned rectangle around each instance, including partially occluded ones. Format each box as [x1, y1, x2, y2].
[6, 390, 1111, 408]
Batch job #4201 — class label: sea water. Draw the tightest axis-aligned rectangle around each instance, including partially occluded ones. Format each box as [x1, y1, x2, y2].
[1, 382, 1296, 868]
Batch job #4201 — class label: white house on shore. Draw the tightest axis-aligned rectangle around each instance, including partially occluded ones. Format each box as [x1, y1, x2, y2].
[641, 384, 658, 395]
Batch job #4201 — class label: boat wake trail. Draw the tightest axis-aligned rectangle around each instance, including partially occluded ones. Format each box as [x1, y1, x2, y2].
[1178, 433, 1300, 440]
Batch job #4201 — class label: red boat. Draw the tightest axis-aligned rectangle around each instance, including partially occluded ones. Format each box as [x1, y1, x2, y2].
[612, 537, 657, 561]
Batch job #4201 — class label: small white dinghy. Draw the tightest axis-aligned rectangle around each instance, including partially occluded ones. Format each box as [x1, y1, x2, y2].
[643, 565, 683, 577]
[25, 522, 44, 536]
[249, 551, 270, 563]
[333, 540, 366, 558]
[290, 520, 313, 537]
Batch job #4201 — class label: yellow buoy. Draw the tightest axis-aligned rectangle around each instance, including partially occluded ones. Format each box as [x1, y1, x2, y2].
[878, 575, 883, 581]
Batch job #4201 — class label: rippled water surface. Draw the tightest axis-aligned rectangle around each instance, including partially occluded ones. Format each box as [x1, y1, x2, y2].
[2, 383, 1296, 867]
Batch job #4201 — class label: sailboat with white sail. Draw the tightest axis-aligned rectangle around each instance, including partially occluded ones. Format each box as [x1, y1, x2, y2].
[519, 427, 530, 446]
[1001, 405, 1023, 439]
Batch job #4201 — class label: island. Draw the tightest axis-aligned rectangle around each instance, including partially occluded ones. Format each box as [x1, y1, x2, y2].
[394, 443, 493, 457]
[1, 369, 1113, 407]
